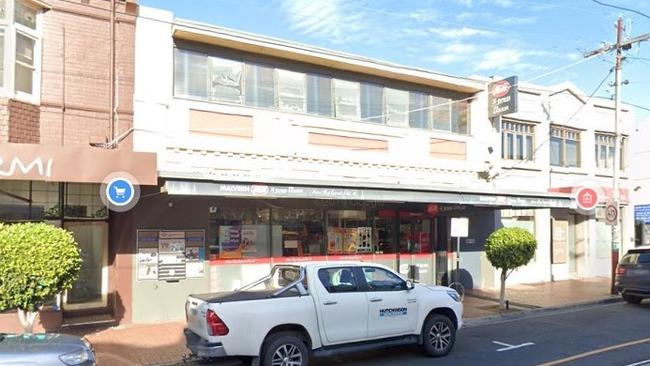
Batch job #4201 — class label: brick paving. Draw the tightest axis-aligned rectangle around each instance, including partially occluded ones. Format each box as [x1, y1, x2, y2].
[66, 278, 615, 366]
[466, 277, 616, 308]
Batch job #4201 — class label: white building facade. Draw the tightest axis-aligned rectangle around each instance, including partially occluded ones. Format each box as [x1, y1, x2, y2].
[125, 6, 633, 323]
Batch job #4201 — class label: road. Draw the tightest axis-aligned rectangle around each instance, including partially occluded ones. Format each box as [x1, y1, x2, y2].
[182, 301, 650, 366]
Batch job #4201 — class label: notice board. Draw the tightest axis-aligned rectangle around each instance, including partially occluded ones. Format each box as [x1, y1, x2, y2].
[137, 230, 206, 281]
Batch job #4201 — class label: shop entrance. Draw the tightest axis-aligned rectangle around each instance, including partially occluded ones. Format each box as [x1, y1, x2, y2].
[62, 221, 108, 310]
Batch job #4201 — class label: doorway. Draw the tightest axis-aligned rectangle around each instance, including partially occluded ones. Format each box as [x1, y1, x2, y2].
[62, 221, 109, 310]
[434, 216, 450, 285]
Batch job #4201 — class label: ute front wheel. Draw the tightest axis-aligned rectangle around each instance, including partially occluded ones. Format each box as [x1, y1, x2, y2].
[421, 314, 456, 357]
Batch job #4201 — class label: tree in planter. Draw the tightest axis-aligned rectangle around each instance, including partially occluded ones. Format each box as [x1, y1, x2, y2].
[485, 227, 537, 310]
[0, 223, 82, 333]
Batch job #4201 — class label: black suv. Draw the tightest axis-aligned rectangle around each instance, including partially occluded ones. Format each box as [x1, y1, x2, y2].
[615, 247, 650, 304]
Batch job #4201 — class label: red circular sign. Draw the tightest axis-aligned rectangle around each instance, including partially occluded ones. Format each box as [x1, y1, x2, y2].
[575, 187, 599, 211]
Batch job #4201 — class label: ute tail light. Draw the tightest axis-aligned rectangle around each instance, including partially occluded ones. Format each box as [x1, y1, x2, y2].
[206, 310, 229, 336]
[616, 266, 626, 275]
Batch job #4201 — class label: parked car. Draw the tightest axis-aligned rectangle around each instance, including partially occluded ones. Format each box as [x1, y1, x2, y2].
[184, 261, 462, 366]
[615, 247, 650, 304]
[0, 332, 96, 365]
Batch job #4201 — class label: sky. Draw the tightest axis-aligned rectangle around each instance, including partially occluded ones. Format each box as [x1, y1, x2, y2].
[140, 0, 650, 123]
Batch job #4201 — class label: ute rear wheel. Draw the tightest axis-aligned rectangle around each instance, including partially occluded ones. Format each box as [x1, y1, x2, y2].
[261, 332, 309, 366]
[421, 314, 456, 357]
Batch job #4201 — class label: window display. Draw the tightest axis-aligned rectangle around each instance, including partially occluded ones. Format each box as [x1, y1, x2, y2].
[209, 207, 270, 259]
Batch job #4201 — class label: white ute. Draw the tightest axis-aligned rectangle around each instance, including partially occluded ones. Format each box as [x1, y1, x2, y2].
[184, 261, 462, 366]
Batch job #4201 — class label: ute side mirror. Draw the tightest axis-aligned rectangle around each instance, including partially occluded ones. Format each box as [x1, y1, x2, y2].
[406, 280, 415, 291]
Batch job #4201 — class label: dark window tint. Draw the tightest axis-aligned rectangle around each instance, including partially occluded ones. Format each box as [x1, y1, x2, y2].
[318, 267, 358, 293]
[362, 267, 406, 291]
[620, 254, 636, 264]
[638, 253, 650, 263]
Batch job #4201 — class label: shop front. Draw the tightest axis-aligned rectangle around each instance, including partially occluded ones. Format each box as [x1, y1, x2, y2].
[0, 143, 157, 331]
[123, 179, 572, 323]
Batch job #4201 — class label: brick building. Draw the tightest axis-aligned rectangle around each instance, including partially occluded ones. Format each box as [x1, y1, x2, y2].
[0, 0, 156, 332]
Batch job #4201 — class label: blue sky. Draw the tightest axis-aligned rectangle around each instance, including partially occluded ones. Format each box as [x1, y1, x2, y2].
[140, 0, 650, 122]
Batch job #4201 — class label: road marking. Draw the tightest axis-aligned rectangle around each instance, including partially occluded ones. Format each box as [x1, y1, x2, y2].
[624, 360, 650, 366]
[492, 340, 535, 352]
[536, 337, 650, 366]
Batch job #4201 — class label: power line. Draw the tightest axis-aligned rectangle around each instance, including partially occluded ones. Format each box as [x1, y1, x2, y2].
[591, 0, 650, 20]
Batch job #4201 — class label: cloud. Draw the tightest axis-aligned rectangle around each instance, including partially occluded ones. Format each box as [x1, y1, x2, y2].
[406, 9, 440, 22]
[455, 12, 478, 21]
[432, 42, 481, 64]
[474, 49, 523, 71]
[277, 0, 371, 44]
[496, 16, 538, 26]
[429, 27, 496, 39]
[481, 0, 515, 7]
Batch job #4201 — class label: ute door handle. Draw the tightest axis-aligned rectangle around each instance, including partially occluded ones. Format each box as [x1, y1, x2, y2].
[407, 299, 417, 304]
[323, 300, 338, 306]
[369, 297, 383, 303]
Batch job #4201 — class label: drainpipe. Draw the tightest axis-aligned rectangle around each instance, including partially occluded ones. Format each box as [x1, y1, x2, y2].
[108, 0, 116, 143]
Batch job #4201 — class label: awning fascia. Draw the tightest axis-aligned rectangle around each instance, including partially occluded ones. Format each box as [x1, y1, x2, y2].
[163, 180, 574, 209]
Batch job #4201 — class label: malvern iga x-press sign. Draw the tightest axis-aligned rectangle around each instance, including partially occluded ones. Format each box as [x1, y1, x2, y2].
[488, 76, 518, 118]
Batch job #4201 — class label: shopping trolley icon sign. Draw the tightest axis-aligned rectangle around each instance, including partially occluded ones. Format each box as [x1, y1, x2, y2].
[106, 178, 134, 206]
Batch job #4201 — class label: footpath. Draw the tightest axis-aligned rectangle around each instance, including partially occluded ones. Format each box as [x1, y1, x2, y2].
[67, 277, 619, 366]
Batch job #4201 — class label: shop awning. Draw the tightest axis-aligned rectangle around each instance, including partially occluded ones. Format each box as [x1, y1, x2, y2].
[162, 180, 574, 209]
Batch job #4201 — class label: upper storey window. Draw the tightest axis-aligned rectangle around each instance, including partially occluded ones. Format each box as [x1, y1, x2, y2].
[173, 46, 471, 135]
[0, 0, 42, 100]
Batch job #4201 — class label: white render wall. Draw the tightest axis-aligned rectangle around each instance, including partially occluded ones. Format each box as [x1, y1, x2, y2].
[133, 7, 636, 290]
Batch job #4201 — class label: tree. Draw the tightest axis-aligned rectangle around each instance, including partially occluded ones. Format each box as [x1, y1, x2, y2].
[0, 223, 82, 333]
[485, 227, 537, 310]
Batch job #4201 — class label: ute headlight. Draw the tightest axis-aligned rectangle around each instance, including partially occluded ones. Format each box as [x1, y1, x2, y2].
[59, 349, 90, 365]
[447, 289, 461, 302]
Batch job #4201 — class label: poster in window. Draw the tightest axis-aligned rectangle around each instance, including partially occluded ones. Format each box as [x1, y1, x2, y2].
[185, 247, 205, 278]
[343, 228, 358, 254]
[158, 231, 186, 280]
[357, 227, 373, 253]
[327, 227, 343, 254]
[241, 225, 258, 254]
[219, 226, 243, 259]
[137, 248, 158, 280]
[552, 220, 568, 264]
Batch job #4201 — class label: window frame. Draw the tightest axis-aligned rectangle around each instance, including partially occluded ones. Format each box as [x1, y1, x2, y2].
[595, 132, 627, 172]
[550, 126, 581, 168]
[502, 120, 535, 162]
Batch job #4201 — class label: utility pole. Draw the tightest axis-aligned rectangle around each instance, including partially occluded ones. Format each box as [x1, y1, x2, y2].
[585, 17, 650, 294]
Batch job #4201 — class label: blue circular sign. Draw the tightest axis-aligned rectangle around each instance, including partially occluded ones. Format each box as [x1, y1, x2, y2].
[106, 178, 135, 206]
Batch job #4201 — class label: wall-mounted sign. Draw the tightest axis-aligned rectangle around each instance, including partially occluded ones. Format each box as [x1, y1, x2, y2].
[575, 186, 599, 211]
[488, 76, 518, 118]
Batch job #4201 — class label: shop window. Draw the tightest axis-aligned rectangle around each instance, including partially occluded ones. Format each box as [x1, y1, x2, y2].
[64, 183, 106, 219]
[362, 266, 406, 291]
[398, 215, 432, 254]
[360, 82, 384, 123]
[501, 209, 535, 234]
[409, 91, 429, 129]
[451, 100, 469, 134]
[272, 208, 324, 257]
[550, 126, 580, 168]
[277, 69, 306, 113]
[502, 120, 535, 161]
[208, 56, 243, 103]
[334, 79, 360, 120]
[209, 207, 270, 259]
[385, 88, 409, 127]
[0, 180, 60, 221]
[595, 133, 626, 171]
[306, 73, 333, 117]
[318, 267, 358, 293]
[174, 48, 208, 98]
[244, 63, 275, 108]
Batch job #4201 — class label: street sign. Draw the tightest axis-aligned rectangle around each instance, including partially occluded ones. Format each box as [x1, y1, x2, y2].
[605, 202, 619, 226]
[488, 76, 518, 118]
[575, 186, 599, 211]
[635, 204, 650, 224]
[451, 217, 469, 238]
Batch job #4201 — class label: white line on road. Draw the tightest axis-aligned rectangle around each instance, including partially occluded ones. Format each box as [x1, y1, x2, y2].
[624, 360, 650, 366]
[493, 340, 535, 352]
